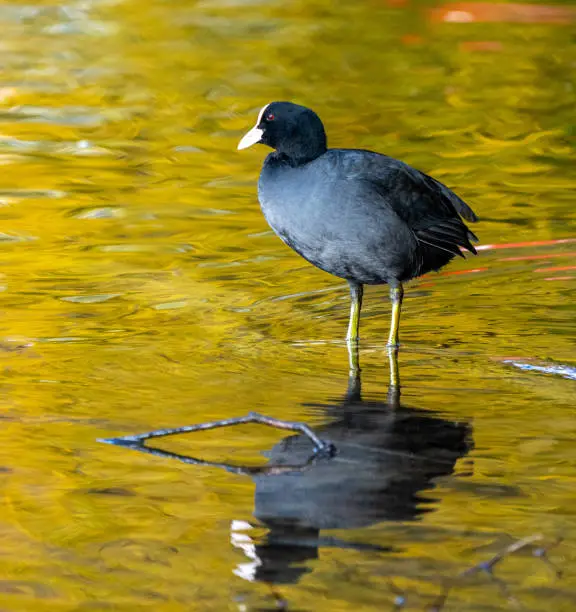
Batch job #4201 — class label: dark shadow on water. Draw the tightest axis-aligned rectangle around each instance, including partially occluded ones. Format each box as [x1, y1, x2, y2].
[233, 346, 472, 585]
[102, 346, 472, 588]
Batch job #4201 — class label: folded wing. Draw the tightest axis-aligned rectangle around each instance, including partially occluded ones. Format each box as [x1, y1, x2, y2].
[365, 156, 478, 259]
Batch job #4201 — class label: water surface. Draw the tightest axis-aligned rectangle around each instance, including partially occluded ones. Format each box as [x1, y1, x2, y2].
[0, 0, 574, 610]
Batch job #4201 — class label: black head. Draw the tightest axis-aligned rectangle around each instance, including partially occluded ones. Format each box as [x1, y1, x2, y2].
[238, 101, 327, 164]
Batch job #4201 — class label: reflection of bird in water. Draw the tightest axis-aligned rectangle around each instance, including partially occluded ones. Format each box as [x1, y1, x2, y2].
[232, 347, 472, 586]
[101, 346, 472, 594]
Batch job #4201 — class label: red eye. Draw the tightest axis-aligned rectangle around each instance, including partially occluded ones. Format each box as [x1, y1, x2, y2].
[266, 113, 275, 121]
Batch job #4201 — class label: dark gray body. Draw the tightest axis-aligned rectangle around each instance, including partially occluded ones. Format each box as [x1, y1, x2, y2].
[258, 148, 477, 285]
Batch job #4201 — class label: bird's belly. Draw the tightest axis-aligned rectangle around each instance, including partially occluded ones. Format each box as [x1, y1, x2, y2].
[261, 205, 397, 285]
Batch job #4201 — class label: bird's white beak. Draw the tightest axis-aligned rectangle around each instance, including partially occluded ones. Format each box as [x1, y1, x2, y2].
[237, 126, 263, 150]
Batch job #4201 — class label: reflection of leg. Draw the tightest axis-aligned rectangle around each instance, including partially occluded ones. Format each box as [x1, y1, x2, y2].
[345, 341, 362, 402]
[387, 282, 404, 348]
[346, 281, 363, 342]
[99, 412, 333, 453]
[387, 346, 400, 408]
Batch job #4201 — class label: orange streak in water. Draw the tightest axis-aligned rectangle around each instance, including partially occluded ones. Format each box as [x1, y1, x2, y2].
[477, 238, 576, 251]
[499, 252, 576, 262]
[430, 2, 576, 24]
[534, 266, 576, 273]
[438, 267, 488, 276]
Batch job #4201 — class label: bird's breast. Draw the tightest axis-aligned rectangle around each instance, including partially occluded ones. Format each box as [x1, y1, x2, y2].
[258, 169, 335, 248]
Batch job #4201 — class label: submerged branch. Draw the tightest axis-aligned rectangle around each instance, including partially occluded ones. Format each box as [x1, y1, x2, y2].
[388, 534, 564, 611]
[99, 411, 336, 476]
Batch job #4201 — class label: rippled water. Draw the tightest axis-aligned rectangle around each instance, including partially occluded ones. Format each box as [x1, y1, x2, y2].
[0, 0, 574, 610]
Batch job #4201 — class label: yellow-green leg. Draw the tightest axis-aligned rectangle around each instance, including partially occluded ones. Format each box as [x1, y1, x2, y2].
[346, 281, 363, 343]
[347, 336, 360, 374]
[387, 283, 404, 348]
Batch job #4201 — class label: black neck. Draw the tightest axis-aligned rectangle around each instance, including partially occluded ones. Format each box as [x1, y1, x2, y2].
[277, 139, 326, 165]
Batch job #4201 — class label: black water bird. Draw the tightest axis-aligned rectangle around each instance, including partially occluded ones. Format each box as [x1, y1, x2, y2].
[238, 102, 479, 346]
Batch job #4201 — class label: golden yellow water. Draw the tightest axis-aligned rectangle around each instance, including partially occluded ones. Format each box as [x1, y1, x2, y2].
[0, 0, 574, 609]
